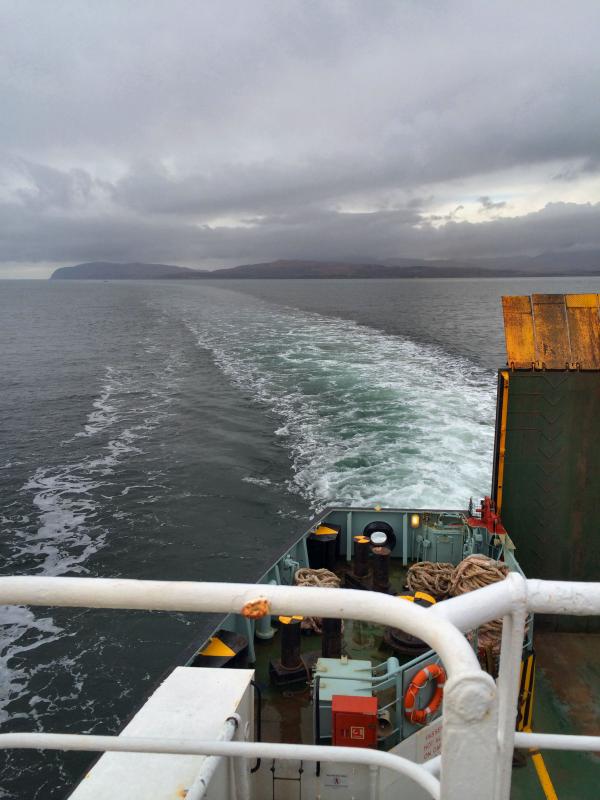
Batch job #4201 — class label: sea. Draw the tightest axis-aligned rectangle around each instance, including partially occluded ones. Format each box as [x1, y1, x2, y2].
[1, 275, 600, 798]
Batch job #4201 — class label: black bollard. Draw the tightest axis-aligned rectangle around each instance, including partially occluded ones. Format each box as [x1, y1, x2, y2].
[353, 535, 370, 578]
[279, 615, 303, 669]
[322, 617, 343, 658]
[372, 546, 391, 593]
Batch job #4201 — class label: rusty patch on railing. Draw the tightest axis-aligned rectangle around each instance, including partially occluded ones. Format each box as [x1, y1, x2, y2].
[242, 597, 270, 619]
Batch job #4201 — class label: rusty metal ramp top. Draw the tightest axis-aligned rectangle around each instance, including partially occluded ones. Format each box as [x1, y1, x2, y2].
[502, 293, 600, 369]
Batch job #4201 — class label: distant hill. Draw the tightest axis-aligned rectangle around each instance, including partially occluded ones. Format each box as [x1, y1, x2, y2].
[50, 262, 203, 280]
[50, 251, 600, 280]
[203, 258, 522, 278]
[208, 259, 413, 278]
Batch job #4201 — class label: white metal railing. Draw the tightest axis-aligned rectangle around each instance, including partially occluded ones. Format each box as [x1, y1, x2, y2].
[0, 733, 442, 800]
[186, 715, 241, 800]
[0, 574, 599, 800]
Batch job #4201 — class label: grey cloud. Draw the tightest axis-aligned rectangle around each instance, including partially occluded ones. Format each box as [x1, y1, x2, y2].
[429, 202, 600, 259]
[426, 205, 464, 224]
[12, 160, 107, 211]
[478, 196, 507, 214]
[2, 198, 600, 275]
[1, 2, 600, 274]
[110, 158, 377, 217]
[3, 3, 600, 172]
[552, 158, 600, 182]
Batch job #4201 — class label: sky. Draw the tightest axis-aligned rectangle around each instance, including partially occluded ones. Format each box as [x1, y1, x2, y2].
[1, 0, 600, 277]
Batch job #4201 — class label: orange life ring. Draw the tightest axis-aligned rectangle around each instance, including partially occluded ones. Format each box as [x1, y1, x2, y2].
[404, 663, 446, 725]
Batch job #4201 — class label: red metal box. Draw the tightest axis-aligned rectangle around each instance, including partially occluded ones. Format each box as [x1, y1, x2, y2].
[331, 695, 378, 748]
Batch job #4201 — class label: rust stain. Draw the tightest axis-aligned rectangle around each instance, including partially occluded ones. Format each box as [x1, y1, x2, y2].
[502, 296, 535, 368]
[242, 597, 270, 619]
[532, 294, 571, 369]
[502, 293, 600, 370]
[565, 294, 600, 369]
[535, 632, 600, 745]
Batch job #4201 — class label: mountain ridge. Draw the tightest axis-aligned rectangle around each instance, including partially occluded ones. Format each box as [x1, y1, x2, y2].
[50, 252, 600, 280]
[50, 262, 205, 280]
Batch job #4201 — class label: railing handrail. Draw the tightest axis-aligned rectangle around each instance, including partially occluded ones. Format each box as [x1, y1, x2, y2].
[1, 573, 599, 800]
[514, 731, 600, 752]
[0, 732, 442, 800]
[0, 575, 483, 678]
[1, 574, 598, 660]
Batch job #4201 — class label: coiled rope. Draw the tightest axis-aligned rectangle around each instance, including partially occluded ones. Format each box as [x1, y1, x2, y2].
[407, 555, 510, 660]
[406, 562, 455, 598]
[294, 567, 341, 633]
[450, 554, 509, 596]
[407, 554, 508, 599]
[294, 567, 341, 589]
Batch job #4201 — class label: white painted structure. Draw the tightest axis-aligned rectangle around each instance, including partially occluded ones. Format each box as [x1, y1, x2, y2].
[0, 574, 599, 800]
[67, 667, 253, 800]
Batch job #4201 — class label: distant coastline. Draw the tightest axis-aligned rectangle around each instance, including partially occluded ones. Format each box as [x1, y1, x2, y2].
[50, 253, 600, 281]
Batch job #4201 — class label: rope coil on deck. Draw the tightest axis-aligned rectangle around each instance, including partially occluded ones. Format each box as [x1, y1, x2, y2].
[450, 555, 509, 596]
[294, 568, 340, 634]
[294, 568, 341, 589]
[407, 555, 509, 600]
[407, 562, 455, 598]
[407, 555, 510, 660]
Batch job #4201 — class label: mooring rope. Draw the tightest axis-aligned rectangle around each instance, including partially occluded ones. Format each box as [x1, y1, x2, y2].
[406, 561, 455, 598]
[406, 555, 510, 660]
[294, 567, 341, 633]
[407, 554, 508, 600]
[294, 567, 341, 589]
[449, 554, 509, 596]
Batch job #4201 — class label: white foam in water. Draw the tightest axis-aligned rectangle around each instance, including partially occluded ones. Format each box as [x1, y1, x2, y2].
[0, 606, 62, 724]
[18, 368, 154, 578]
[74, 366, 120, 438]
[20, 469, 106, 575]
[184, 291, 496, 510]
[1, 346, 183, 725]
[242, 476, 274, 487]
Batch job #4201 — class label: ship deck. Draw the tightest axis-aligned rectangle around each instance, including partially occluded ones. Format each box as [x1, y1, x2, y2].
[236, 557, 599, 799]
[511, 632, 600, 800]
[257, 558, 413, 746]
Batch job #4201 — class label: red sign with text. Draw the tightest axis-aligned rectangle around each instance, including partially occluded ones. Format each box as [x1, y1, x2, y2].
[332, 695, 377, 748]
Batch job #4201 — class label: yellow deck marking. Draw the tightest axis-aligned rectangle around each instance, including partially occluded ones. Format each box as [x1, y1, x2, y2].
[495, 370, 510, 514]
[199, 637, 236, 658]
[524, 726, 559, 800]
[414, 591, 436, 604]
[314, 525, 339, 536]
[530, 751, 559, 800]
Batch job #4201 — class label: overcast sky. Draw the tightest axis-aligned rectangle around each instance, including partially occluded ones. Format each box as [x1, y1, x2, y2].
[2, 1, 600, 276]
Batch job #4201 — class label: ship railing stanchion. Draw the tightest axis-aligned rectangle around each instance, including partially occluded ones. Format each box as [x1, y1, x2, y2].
[185, 715, 239, 800]
[439, 668, 498, 800]
[493, 573, 529, 800]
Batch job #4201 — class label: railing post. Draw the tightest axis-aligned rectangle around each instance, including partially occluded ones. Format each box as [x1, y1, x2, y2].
[493, 574, 528, 800]
[439, 671, 498, 800]
[346, 511, 353, 561]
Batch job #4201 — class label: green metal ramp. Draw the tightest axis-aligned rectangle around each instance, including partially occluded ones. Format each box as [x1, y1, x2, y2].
[492, 294, 600, 632]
